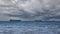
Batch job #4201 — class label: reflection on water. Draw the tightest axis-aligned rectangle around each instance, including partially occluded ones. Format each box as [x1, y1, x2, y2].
[0, 22, 60, 34]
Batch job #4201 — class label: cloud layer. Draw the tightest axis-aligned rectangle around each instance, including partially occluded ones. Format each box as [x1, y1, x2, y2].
[0, 0, 60, 21]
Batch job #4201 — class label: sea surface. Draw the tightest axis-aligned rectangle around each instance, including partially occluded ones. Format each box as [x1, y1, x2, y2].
[0, 21, 60, 34]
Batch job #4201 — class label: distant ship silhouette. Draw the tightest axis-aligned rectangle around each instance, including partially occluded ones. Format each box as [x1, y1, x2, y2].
[10, 19, 21, 22]
[35, 20, 42, 22]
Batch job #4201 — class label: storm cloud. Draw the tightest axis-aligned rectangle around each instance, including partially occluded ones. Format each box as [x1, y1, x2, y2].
[0, 0, 60, 21]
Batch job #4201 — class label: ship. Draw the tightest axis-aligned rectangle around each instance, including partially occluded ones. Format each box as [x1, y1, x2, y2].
[10, 19, 21, 22]
[35, 20, 42, 22]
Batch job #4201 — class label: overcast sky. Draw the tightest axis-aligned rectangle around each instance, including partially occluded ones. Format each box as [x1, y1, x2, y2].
[0, 0, 60, 21]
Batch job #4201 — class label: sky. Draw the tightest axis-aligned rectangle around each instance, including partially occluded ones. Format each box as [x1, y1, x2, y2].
[0, 0, 60, 21]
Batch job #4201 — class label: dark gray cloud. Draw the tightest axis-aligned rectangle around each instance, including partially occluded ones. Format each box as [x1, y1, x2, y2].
[0, 0, 60, 21]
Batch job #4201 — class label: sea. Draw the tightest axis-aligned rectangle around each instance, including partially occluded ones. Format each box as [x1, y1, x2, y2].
[0, 21, 60, 34]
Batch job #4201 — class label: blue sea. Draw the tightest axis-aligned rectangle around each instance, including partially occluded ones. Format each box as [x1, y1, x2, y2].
[0, 21, 60, 34]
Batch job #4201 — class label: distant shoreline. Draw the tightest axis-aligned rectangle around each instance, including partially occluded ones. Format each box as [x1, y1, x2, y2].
[0, 21, 60, 22]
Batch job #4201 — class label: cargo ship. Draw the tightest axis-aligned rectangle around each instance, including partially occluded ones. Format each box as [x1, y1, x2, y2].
[10, 19, 21, 22]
